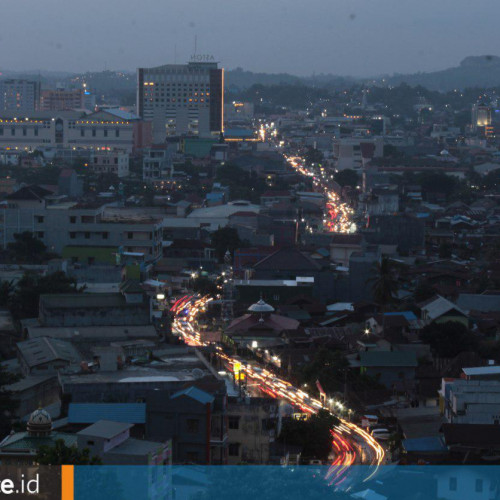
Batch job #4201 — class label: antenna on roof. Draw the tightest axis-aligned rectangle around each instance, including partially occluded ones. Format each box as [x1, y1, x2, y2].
[194, 35, 198, 57]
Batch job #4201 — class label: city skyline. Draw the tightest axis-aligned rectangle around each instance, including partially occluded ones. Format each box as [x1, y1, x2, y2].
[1, 0, 500, 77]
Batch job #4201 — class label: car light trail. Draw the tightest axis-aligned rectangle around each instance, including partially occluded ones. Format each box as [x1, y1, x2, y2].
[286, 156, 355, 234]
[171, 295, 385, 481]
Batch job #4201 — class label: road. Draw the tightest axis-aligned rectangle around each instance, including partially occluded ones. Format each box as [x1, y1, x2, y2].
[170, 295, 385, 481]
[286, 156, 356, 234]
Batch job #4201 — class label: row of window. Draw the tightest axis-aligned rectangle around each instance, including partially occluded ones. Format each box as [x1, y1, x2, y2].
[0, 127, 40, 136]
[81, 129, 120, 138]
[0, 127, 123, 137]
[68, 231, 160, 240]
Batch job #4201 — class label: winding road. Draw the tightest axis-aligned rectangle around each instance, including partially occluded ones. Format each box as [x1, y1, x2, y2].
[170, 295, 385, 482]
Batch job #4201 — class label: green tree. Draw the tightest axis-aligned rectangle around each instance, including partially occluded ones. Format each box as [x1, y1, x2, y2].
[367, 256, 398, 334]
[334, 169, 359, 188]
[300, 348, 349, 394]
[414, 281, 435, 303]
[278, 410, 338, 461]
[369, 256, 398, 305]
[36, 439, 102, 465]
[192, 276, 218, 296]
[0, 280, 14, 306]
[210, 227, 242, 263]
[420, 321, 477, 358]
[438, 241, 453, 259]
[0, 363, 20, 436]
[304, 147, 323, 166]
[6, 232, 47, 263]
[9, 271, 80, 320]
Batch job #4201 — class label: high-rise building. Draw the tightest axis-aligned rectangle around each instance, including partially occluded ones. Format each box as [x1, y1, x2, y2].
[40, 88, 84, 111]
[137, 60, 224, 141]
[0, 79, 40, 113]
[472, 103, 492, 136]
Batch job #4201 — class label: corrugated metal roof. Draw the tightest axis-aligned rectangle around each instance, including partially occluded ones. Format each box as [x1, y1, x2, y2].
[171, 386, 214, 404]
[360, 351, 417, 367]
[0, 432, 77, 451]
[68, 403, 146, 424]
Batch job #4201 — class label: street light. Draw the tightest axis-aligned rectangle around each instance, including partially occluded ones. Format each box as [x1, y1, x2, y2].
[156, 293, 165, 301]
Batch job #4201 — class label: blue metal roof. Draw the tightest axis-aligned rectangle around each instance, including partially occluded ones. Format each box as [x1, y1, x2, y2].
[171, 386, 214, 404]
[68, 403, 146, 424]
[402, 436, 447, 453]
[206, 192, 225, 200]
[224, 128, 255, 138]
[385, 311, 418, 321]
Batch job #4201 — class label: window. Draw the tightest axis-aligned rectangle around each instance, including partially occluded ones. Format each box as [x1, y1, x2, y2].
[84, 232, 90, 239]
[69, 216, 77, 223]
[11, 128, 15, 136]
[102, 232, 108, 240]
[475, 479, 483, 493]
[0, 127, 3, 136]
[34, 128, 38, 136]
[186, 418, 199, 433]
[104, 129, 108, 137]
[81, 129, 85, 137]
[22, 127, 27, 136]
[127, 232, 133, 239]
[228, 443, 240, 456]
[69, 232, 76, 239]
[449, 477, 457, 491]
[36, 216, 44, 223]
[37, 232, 44, 239]
[115, 129, 120, 138]
[87, 440, 95, 446]
[92, 129, 96, 137]
[228, 416, 240, 430]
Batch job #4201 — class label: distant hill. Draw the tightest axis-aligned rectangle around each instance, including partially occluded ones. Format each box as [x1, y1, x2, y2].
[226, 67, 303, 90]
[4, 56, 500, 98]
[383, 55, 500, 90]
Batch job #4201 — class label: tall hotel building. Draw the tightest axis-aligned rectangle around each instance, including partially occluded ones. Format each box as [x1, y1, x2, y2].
[137, 60, 223, 141]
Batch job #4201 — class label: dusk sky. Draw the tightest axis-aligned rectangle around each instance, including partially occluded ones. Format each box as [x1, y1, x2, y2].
[1, 0, 500, 76]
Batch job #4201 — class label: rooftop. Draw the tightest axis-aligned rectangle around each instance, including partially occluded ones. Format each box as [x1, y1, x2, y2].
[359, 351, 418, 367]
[68, 403, 146, 424]
[77, 420, 133, 439]
[40, 293, 131, 309]
[105, 437, 165, 456]
[171, 386, 214, 405]
[462, 365, 500, 377]
[27, 325, 158, 342]
[17, 337, 81, 368]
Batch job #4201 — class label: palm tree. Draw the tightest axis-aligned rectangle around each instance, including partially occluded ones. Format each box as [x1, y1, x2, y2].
[367, 256, 398, 335]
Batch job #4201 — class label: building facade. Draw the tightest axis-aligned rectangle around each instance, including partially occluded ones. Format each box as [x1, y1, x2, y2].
[0, 203, 163, 262]
[40, 88, 85, 111]
[142, 146, 174, 184]
[227, 397, 280, 464]
[0, 79, 40, 113]
[137, 60, 224, 141]
[0, 110, 149, 153]
[90, 149, 130, 178]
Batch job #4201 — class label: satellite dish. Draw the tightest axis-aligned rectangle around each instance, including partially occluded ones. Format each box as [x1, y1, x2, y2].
[192, 368, 204, 379]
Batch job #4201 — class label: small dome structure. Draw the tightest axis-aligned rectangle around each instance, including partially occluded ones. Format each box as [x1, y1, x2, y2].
[248, 299, 275, 314]
[27, 408, 52, 437]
